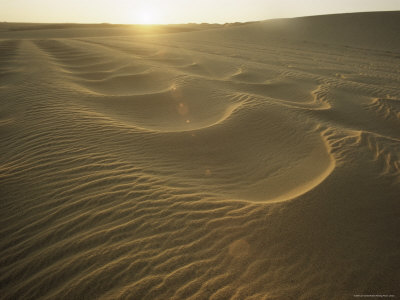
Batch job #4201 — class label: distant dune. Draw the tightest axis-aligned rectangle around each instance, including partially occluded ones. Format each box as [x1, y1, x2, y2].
[1, 11, 399, 299]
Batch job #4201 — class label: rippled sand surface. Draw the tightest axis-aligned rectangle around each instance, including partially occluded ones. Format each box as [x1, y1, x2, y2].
[1, 12, 399, 299]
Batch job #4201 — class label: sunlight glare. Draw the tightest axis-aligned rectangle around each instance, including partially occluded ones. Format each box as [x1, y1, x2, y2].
[136, 7, 160, 24]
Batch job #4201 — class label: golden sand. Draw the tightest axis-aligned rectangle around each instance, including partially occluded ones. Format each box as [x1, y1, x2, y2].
[1, 11, 399, 299]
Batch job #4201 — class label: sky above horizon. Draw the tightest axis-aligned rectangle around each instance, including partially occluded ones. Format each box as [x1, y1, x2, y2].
[1, 0, 399, 24]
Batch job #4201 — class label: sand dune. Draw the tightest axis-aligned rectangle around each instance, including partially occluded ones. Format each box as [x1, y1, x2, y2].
[1, 12, 399, 299]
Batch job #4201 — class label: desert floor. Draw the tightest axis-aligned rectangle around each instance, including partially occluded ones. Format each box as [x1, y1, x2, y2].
[1, 11, 399, 299]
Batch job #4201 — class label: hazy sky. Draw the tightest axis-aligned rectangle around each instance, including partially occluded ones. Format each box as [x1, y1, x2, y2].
[1, 0, 399, 24]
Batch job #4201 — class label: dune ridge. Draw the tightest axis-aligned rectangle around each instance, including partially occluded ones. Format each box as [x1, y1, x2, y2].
[1, 11, 399, 299]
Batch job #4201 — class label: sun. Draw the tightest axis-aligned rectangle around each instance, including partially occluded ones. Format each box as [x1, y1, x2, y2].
[137, 9, 160, 24]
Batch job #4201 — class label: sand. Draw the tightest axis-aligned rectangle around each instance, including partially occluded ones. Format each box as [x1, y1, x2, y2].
[0, 11, 399, 299]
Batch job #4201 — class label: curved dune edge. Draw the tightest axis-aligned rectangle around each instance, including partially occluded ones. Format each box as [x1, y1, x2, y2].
[74, 80, 247, 133]
[72, 71, 173, 96]
[78, 100, 245, 133]
[130, 101, 244, 133]
[262, 153, 335, 204]
[235, 133, 336, 203]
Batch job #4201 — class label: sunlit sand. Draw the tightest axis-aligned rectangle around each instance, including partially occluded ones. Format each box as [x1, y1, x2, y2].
[1, 11, 399, 299]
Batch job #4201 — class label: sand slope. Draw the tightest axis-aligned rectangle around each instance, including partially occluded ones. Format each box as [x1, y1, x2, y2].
[1, 12, 399, 299]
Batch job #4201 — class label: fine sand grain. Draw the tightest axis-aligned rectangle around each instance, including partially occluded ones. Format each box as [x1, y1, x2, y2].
[1, 11, 399, 299]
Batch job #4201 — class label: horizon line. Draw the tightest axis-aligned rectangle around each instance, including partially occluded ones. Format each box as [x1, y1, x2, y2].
[1, 9, 399, 26]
